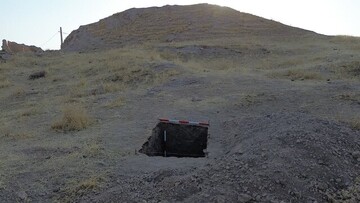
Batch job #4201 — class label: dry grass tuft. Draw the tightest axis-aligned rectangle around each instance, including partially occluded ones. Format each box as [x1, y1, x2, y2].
[0, 79, 10, 89]
[104, 97, 125, 108]
[83, 140, 104, 157]
[12, 86, 26, 97]
[351, 119, 360, 130]
[51, 104, 92, 132]
[60, 176, 104, 202]
[69, 80, 88, 98]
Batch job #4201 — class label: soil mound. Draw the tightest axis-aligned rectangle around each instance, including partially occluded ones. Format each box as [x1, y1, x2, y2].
[62, 4, 315, 51]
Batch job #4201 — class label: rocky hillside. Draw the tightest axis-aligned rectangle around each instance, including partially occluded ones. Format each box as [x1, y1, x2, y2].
[62, 4, 315, 51]
[1, 40, 43, 54]
[2, 3, 359, 202]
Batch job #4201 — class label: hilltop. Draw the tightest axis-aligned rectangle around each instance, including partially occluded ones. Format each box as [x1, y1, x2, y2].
[62, 4, 315, 51]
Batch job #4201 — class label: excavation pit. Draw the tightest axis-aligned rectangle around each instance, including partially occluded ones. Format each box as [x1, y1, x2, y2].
[140, 121, 208, 158]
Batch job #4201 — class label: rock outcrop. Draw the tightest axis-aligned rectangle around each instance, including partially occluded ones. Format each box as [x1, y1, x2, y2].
[62, 4, 315, 52]
[2, 39, 43, 54]
[0, 51, 6, 63]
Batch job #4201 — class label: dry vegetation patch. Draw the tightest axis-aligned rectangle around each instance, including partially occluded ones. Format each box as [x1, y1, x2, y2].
[0, 78, 10, 89]
[48, 48, 182, 99]
[104, 97, 125, 108]
[83, 140, 105, 158]
[100, 82, 123, 94]
[337, 93, 360, 103]
[269, 69, 322, 81]
[11, 86, 25, 96]
[336, 61, 360, 80]
[59, 176, 105, 203]
[336, 116, 360, 131]
[328, 176, 360, 202]
[331, 35, 360, 51]
[17, 106, 41, 118]
[51, 104, 93, 132]
[351, 119, 360, 130]
[0, 127, 33, 140]
[69, 80, 88, 98]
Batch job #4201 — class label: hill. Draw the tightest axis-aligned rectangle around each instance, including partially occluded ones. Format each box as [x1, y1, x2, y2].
[0, 4, 360, 203]
[62, 4, 315, 51]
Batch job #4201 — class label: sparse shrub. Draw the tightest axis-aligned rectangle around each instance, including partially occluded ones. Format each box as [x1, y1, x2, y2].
[52, 104, 92, 132]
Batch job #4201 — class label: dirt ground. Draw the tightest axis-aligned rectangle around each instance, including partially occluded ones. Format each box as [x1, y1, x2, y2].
[0, 34, 360, 202]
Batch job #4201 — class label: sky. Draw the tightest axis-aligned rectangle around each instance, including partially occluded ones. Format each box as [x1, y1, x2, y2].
[1, 0, 359, 50]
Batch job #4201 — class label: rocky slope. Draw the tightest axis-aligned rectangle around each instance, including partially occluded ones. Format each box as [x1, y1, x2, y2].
[62, 4, 315, 51]
[1, 40, 43, 54]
